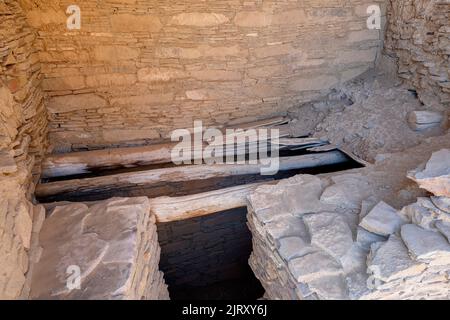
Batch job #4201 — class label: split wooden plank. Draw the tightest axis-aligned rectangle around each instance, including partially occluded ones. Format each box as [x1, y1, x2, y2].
[36, 151, 348, 199]
[225, 116, 288, 129]
[41, 142, 178, 178]
[149, 182, 273, 223]
[41, 117, 290, 179]
[41, 134, 327, 178]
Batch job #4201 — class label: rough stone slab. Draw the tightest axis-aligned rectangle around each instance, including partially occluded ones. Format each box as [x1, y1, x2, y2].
[288, 251, 343, 283]
[368, 234, 426, 283]
[0, 151, 17, 174]
[346, 272, 370, 300]
[356, 227, 387, 251]
[360, 201, 408, 236]
[340, 244, 367, 275]
[408, 149, 450, 197]
[249, 175, 330, 217]
[46, 94, 107, 114]
[303, 212, 354, 261]
[278, 236, 314, 261]
[280, 175, 332, 216]
[359, 196, 379, 222]
[30, 197, 169, 300]
[401, 224, 450, 264]
[14, 201, 33, 249]
[400, 197, 450, 230]
[265, 215, 309, 246]
[320, 173, 373, 210]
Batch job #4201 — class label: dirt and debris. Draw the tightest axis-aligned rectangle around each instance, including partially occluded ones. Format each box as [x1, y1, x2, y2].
[289, 69, 449, 163]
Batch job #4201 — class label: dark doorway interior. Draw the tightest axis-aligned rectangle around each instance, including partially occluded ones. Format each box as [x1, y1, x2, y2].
[157, 207, 265, 300]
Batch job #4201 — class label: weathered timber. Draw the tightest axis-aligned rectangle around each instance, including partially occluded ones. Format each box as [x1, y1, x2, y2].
[36, 151, 348, 198]
[41, 136, 327, 178]
[41, 142, 178, 178]
[225, 116, 288, 129]
[150, 182, 273, 223]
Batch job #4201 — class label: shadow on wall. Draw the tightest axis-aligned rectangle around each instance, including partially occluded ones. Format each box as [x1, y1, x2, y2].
[157, 207, 265, 300]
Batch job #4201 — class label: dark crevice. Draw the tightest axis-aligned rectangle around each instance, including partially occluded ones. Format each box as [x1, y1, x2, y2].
[157, 207, 265, 300]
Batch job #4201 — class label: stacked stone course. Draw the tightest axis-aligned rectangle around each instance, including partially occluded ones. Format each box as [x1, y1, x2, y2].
[385, 0, 450, 108]
[19, 0, 385, 150]
[0, 0, 48, 299]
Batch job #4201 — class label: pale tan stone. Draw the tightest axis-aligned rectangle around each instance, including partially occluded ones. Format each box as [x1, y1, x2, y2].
[234, 11, 273, 27]
[289, 75, 338, 92]
[0, 1, 48, 301]
[253, 43, 294, 59]
[110, 93, 174, 107]
[86, 74, 137, 87]
[185, 90, 208, 101]
[190, 70, 242, 81]
[14, 202, 33, 249]
[137, 68, 187, 83]
[102, 129, 160, 143]
[347, 30, 380, 43]
[336, 48, 379, 65]
[93, 46, 140, 62]
[42, 76, 86, 92]
[25, 9, 66, 28]
[110, 14, 162, 32]
[169, 13, 229, 26]
[408, 149, 450, 197]
[47, 94, 108, 114]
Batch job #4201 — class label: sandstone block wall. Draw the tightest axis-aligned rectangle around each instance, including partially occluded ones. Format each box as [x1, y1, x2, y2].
[385, 0, 450, 108]
[19, 0, 385, 150]
[0, 0, 48, 183]
[0, 0, 48, 299]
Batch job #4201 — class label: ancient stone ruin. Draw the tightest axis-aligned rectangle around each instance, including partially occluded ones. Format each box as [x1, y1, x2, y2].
[1, 0, 449, 300]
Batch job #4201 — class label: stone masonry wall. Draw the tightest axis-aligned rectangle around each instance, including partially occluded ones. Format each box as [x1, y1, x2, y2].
[385, 0, 450, 108]
[20, 0, 385, 150]
[0, 0, 48, 299]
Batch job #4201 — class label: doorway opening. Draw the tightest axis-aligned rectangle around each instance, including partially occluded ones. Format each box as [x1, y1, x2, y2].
[157, 207, 265, 300]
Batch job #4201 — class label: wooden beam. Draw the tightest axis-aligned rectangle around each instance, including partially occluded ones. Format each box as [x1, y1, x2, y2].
[41, 142, 177, 178]
[225, 116, 288, 129]
[36, 151, 348, 198]
[150, 182, 272, 223]
[41, 135, 327, 178]
[41, 116, 289, 178]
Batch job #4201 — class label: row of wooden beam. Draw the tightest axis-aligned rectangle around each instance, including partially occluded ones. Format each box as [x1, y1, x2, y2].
[38, 117, 355, 223]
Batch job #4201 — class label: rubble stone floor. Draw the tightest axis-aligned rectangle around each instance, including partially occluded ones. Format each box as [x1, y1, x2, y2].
[289, 69, 447, 163]
[247, 70, 450, 299]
